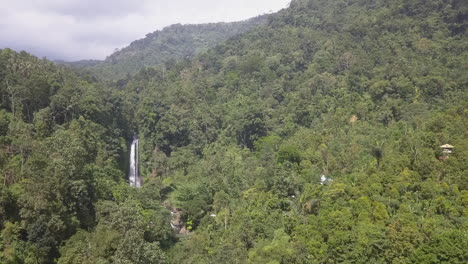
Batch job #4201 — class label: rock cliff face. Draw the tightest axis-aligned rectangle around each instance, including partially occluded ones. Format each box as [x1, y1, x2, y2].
[167, 205, 190, 235]
[169, 208, 183, 231]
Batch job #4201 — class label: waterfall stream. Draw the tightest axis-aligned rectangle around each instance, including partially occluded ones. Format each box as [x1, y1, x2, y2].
[129, 138, 141, 187]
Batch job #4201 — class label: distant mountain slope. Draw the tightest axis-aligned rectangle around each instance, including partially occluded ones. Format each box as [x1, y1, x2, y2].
[66, 15, 269, 80]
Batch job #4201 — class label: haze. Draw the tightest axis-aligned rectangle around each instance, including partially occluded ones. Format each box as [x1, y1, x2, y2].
[0, 0, 290, 61]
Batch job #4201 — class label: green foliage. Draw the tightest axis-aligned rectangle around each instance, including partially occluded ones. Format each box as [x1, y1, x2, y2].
[277, 145, 301, 165]
[0, 48, 170, 263]
[65, 16, 269, 81]
[410, 230, 468, 264]
[248, 229, 296, 264]
[1, 0, 468, 263]
[133, 0, 466, 262]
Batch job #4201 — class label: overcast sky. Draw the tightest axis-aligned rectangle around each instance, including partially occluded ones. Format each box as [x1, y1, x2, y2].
[0, 0, 291, 61]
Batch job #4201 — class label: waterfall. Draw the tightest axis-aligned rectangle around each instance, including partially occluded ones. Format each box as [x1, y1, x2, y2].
[129, 138, 141, 187]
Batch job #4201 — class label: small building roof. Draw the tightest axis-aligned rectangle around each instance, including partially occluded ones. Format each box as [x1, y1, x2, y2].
[440, 144, 454, 149]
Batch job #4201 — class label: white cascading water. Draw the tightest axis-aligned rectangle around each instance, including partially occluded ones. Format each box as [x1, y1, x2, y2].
[129, 138, 141, 187]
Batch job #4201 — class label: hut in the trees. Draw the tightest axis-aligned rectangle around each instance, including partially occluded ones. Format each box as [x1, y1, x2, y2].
[439, 144, 454, 161]
[440, 144, 454, 155]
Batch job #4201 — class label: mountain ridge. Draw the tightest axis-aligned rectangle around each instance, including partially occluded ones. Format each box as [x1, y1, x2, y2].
[61, 15, 271, 80]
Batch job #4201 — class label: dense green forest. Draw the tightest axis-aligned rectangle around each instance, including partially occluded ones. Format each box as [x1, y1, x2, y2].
[1, 0, 467, 263]
[62, 16, 269, 81]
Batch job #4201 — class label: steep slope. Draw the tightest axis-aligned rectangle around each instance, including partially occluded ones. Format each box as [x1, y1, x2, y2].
[110, 0, 467, 263]
[124, 0, 467, 159]
[67, 15, 269, 80]
[1, 0, 467, 263]
[0, 48, 173, 263]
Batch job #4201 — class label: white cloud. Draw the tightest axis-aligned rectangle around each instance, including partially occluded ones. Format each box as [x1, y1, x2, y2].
[0, 0, 290, 61]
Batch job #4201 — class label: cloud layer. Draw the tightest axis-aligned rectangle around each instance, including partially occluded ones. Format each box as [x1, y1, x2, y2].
[0, 0, 290, 61]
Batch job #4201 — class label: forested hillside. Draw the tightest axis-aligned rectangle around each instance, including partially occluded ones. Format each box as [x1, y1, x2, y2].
[65, 16, 269, 80]
[0, 49, 171, 263]
[1, 0, 468, 263]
